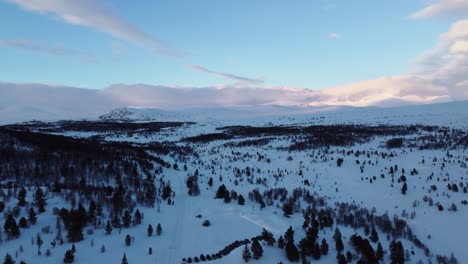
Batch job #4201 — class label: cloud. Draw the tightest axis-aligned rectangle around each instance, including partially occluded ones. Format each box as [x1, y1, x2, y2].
[411, 0, 468, 19]
[328, 33, 339, 39]
[187, 64, 264, 85]
[413, 19, 468, 98]
[0, 38, 98, 62]
[5, 0, 181, 56]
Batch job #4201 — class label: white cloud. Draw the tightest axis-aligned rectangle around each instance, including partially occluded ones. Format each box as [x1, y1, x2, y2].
[187, 65, 264, 86]
[328, 33, 339, 39]
[5, 0, 181, 56]
[0, 38, 98, 62]
[411, 0, 468, 19]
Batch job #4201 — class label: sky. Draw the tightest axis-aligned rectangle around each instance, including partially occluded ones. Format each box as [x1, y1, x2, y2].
[0, 0, 467, 106]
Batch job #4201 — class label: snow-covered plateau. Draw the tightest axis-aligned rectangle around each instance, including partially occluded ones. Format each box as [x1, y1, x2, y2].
[0, 101, 467, 264]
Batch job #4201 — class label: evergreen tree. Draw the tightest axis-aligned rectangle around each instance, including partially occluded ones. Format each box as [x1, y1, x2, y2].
[121, 253, 128, 264]
[334, 228, 344, 253]
[33, 188, 47, 213]
[156, 223, 162, 236]
[122, 210, 132, 228]
[336, 253, 347, 264]
[278, 236, 285, 249]
[4, 214, 20, 239]
[147, 224, 153, 237]
[125, 234, 131, 246]
[17, 188, 27, 207]
[28, 208, 37, 225]
[105, 220, 113, 235]
[390, 240, 404, 264]
[242, 245, 251, 262]
[376, 242, 384, 261]
[312, 242, 322, 260]
[111, 214, 121, 228]
[261, 228, 276, 246]
[238, 195, 245, 205]
[3, 253, 15, 264]
[215, 184, 227, 199]
[251, 239, 263, 260]
[284, 226, 294, 243]
[63, 249, 74, 263]
[285, 240, 300, 262]
[401, 183, 407, 195]
[36, 233, 43, 255]
[320, 238, 329, 255]
[370, 227, 379, 243]
[18, 217, 28, 228]
[87, 201, 96, 224]
[133, 209, 142, 225]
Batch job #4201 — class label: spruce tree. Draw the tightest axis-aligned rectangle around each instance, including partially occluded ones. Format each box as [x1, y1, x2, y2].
[147, 224, 153, 237]
[28, 208, 37, 225]
[320, 238, 329, 255]
[251, 239, 263, 259]
[4, 214, 20, 239]
[121, 253, 128, 264]
[242, 245, 251, 262]
[401, 183, 407, 195]
[285, 240, 299, 262]
[156, 223, 162, 236]
[238, 195, 245, 205]
[63, 249, 74, 263]
[122, 210, 132, 228]
[17, 188, 27, 207]
[105, 220, 113, 235]
[3, 253, 15, 264]
[133, 209, 142, 225]
[33, 188, 47, 213]
[277, 236, 285, 249]
[376, 242, 384, 261]
[125, 234, 131, 246]
[370, 227, 379, 243]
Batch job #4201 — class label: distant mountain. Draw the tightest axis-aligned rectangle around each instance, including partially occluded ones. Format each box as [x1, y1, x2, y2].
[0, 81, 465, 124]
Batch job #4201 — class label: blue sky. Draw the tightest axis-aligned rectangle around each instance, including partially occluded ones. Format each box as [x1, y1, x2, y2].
[0, 0, 463, 89]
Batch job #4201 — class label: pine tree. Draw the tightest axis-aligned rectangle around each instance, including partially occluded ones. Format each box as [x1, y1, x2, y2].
[156, 223, 162, 236]
[334, 228, 344, 253]
[33, 188, 47, 213]
[17, 188, 27, 207]
[390, 240, 404, 264]
[312, 242, 321, 260]
[320, 238, 329, 255]
[376, 242, 384, 261]
[105, 221, 112, 235]
[261, 228, 276, 246]
[112, 214, 121, 228]
[336, 253, 347, 264]
[370, 227, 379, 243]
[121, 253, 128, 264]
[87, 201, 96, 224]
[28, 208, 37, 225]
[122, 210, 132, 228]
[4, 214, 20, 239]
[251, 239, 263, 259]
[147, 224, 153, 237]
[238, 195, 245, 205]
[133, 209, 142, 225]
[285, 240, 300, 262]
[125, 234, 131, 246]
[278, 236, 285, 249]
[3, 253, 15, 264]
[401, 183, 407, 195]
[63, 249, 74, 263]
[242, 245, 251, 262]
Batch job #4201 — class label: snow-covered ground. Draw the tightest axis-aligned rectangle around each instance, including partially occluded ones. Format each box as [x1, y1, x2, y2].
[0, 101, 467, 263]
